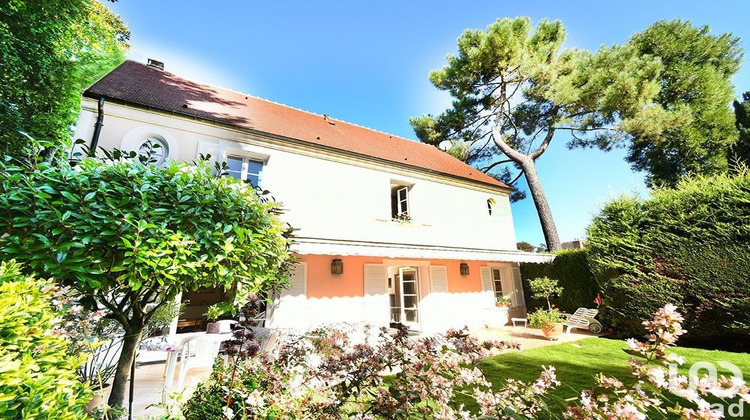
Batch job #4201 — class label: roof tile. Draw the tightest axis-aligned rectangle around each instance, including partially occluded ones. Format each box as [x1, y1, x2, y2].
[85, 60, 509, 190]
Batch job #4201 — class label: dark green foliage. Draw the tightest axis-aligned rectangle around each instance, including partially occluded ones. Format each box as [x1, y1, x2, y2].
[516, 241, 535, 252]
[624, 20, 742, 187]
[586, 171, 750, 341]
[0, 0, 128, 162]
[0, 261, 91, 419]
[521, 249, 599, 313]
[731, 92, 750, 170]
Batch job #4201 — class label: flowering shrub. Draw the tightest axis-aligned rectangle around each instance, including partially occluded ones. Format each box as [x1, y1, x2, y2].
[182, 305, 749, 419]
[184, 323, 522, 419]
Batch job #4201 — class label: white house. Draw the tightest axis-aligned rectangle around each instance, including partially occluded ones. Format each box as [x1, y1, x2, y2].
[73, 60, 552, 334]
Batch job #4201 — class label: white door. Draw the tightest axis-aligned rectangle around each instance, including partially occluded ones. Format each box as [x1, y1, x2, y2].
[398, 267, 421, 330]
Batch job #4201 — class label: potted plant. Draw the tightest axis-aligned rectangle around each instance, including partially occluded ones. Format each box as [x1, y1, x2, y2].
[528, 308, 566, 340]
[527, 277, 565, 339]
[495, 296, 512, 307]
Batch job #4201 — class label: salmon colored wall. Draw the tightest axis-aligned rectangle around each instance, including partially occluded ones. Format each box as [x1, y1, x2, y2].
[297, 255, 382, 298]
[295, 255, 511, 298]
[444, 260, 484, 293]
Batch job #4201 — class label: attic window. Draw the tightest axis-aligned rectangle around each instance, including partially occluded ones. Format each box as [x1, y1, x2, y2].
[487, 198, 497, 216]
[137, 136, 169, 166]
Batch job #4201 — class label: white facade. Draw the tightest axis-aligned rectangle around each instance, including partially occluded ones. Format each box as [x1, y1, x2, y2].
[74, 91, 552, 334]
[73, 99, 518, 251]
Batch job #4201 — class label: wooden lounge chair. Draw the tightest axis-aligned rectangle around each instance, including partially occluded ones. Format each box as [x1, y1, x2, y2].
[562, 308, 602, 334]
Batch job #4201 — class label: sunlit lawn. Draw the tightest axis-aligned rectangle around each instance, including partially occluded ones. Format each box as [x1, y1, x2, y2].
[457, 337, 750, 418]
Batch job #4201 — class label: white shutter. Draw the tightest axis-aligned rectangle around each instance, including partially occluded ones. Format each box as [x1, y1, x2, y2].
[429, 266, 448, 293]
[511, 266, 525, 307]
[196, 141, 220, 171]
[480, 266, 495, 308]
[269, 263, 307, 329]
[363, 264, 389, 327]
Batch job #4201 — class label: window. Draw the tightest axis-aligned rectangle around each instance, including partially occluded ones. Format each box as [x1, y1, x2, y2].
[391, 184, 410, 220]
[137, 136, 169, 166]
[492, 268, 504, 301]
[487, 198, 497, 216]
[224, 155, 264, 187]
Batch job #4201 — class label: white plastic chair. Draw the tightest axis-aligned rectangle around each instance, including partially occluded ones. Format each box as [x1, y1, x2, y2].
[214, 319, 238, 333]
[176, 335, 222, 389]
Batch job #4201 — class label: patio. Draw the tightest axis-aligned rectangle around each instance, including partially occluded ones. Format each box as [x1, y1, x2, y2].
[128, 325, 596, 418]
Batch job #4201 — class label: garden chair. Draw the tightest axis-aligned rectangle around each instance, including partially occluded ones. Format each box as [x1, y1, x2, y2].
[562, 308, 602, 334]
[176, 334, 223, 389]
[247, 311, 266, 327]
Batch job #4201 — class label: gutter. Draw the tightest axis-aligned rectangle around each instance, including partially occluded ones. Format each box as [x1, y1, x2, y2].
[89, 97, 105, 156]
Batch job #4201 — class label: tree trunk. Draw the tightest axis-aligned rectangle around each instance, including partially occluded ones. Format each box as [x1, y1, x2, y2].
[107, 324, 143, 409]
[520, 158, 561, 251]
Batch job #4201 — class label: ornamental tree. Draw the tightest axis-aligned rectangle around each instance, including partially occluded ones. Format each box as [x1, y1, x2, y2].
[0, 156, 293, 409]
[411, 17, 661, 250]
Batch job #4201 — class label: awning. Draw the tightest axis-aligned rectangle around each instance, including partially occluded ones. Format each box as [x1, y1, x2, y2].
[291, 237, 555, 264]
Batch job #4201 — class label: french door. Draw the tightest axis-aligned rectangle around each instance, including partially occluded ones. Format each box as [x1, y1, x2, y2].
[398, 267, 420, 330]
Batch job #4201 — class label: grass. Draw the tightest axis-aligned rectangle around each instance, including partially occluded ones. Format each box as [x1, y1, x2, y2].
[457, 337, 750, 418]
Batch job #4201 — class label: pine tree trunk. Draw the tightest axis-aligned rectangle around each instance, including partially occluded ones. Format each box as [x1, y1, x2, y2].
[520, 159, 561, 251]
[107, 324, 143, 409]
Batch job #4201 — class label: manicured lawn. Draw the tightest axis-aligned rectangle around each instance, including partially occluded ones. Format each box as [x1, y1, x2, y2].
[459, 337, 749, 418]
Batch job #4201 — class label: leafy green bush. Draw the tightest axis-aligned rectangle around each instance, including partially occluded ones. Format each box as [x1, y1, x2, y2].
[0, 261, 91, 419]
[521, 249, 599, 313]
[0, 156, 293, 408]
[586, 171, 750, 342]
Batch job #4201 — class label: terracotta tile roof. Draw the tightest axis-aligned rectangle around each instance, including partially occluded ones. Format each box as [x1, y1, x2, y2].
[84, 60, 509, 190]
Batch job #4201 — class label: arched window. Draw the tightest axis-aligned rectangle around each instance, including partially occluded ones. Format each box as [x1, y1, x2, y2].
[487, 198, 497, 216]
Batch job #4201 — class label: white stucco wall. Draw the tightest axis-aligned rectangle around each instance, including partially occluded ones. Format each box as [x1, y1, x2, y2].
[73, 99, 518, 251]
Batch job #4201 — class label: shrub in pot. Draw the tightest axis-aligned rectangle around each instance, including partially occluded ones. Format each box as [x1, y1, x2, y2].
[528, 308, 566, 340]
[496, 296, 512, 307]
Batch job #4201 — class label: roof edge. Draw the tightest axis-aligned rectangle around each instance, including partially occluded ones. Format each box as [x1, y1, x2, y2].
[82, 93, 514, 193]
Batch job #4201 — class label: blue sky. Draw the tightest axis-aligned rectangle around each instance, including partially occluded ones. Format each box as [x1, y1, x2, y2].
[104, 0, 750, 246]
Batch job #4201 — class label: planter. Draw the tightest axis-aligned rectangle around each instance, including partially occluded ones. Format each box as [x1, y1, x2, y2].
[541, 323, 564, 340]
[86, 385, 110, 414]
[206, 322, 220, 334]
[495, 303, 510, 308]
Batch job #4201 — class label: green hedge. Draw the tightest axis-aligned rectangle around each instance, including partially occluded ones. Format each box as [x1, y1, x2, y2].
[520, 249, 600, 313]
[586, 171, 750, 342]
[0, 261, 91, 419]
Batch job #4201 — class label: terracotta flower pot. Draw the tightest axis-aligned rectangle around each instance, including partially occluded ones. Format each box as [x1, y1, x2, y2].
[206, 322, 220, 334]
[541, 323, 564, 340]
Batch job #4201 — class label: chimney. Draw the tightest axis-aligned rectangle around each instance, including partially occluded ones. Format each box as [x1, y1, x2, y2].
[147, 59, 164, 71]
